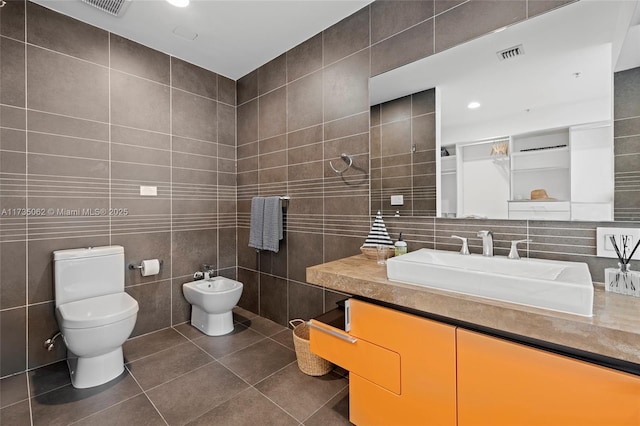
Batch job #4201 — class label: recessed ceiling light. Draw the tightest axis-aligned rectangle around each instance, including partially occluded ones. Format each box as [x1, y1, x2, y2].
[467, 101, 481, 109]
[166, 0, 189, 7]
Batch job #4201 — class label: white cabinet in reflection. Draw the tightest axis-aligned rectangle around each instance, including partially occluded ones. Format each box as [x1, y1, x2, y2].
[446, 121, 613, 221]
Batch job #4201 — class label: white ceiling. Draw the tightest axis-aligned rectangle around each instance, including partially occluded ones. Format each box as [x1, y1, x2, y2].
[32, 0, 372, 80]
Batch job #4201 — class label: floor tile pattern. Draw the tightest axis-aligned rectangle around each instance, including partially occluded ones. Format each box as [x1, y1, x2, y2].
[0, 307, 351, 426]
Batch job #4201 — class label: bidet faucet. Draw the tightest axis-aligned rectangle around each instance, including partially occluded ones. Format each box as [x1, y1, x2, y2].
[477, 230, 494, 257]
[202, 264, 216, 280]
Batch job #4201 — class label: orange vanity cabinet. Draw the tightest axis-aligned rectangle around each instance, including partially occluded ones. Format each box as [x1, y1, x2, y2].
[457, 329, 640, 426]
[309, 299, 457, 426]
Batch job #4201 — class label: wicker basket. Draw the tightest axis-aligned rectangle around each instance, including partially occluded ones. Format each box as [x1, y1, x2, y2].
[289, 319, 333, 376]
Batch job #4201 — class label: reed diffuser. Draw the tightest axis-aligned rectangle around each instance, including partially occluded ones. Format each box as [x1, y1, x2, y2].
[604, 235, 640, 297]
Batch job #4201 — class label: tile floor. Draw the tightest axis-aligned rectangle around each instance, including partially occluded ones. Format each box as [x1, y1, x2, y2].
[0, 308, 351, 426]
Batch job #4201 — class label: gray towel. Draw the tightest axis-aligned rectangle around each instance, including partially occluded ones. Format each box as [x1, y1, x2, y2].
[262, 196, 283, 253]
[249, 197, 265, 250]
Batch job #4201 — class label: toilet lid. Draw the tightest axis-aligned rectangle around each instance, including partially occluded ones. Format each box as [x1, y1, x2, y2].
[57, 293, 139, 329]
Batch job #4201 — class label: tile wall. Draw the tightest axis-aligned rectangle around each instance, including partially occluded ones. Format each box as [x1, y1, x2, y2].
[370, 89, 437, 216]
[2, 0, 638, 379]
[0, 1, 236, 376]
[614, 67, 640, 221]
[235, 0, 623, 326]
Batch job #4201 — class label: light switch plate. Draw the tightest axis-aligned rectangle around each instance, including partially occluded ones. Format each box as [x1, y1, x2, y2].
[140, 185, 157, 196]
[390, 195, 404, 205]
[596, 227, 640, 260]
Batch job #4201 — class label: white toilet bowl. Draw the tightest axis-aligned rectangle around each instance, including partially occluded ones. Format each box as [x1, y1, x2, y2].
[56, 292, 138, 389]
[53, 246, 139, 389]
[182, 277, 243, 336]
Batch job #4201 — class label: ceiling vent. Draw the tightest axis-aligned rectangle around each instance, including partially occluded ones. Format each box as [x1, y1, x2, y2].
[497, 44, 524, 61]
[81, 0, 131, 17]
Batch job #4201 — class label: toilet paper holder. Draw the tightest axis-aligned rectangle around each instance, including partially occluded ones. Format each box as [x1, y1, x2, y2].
[128, 259, 163, 270]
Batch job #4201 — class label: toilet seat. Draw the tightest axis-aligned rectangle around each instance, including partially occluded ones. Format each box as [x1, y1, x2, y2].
[57, 293, 138, 329]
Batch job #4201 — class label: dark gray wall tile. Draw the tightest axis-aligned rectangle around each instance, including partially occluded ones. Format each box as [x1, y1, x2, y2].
[172, 229, 218, 278]
[1, 307, 26, 376]
[27, 45, 109, 120]
[238, 268, 259, 313]
[27, 302, 65, 369]
[323, 235, 362, 263]
[28, 131, 109, 160]
[0, 36, 25, 107]
[527, 0, 576, 18]
[259, 87, 286, 139]
[287, 70, 323, 132]
[218, 75, 236, 105]
[381, 95, 412, 124]
[0, 0, 25, 40]
[258, 54, 286, 95]
[288, 125, 323, 149]
[288, 281, 323, 321]
[28, 153, 108, 179]
[1, 105, 25, 129]
[323, 6, 370, 65]
[218, 103, 236, 146]
[238, 70, 258, 105]
[323, 49, 370, 122]
[111, 70, 169, 133]
[237, 99, 258, 145]
[259, 273, 288, 325]
[172, 57, 217, 99]
[112, 125, 171, 150]
[112, 232, 171, 286]
[1, 241, 26, 309]
[371, 19, 434, 76]
[287, 33, 322, 83]
[26, 2, 108, 65]
[28, 110, 109, 141]
[435, 0, 467, 15]
[371, 0, 434, 44]
[324, 112, 368, 141]
[435, 0, 526, 53]
[172, 89, 218, 141]
[110, 34, 170, 84]
[126, 280, 171, 337]
[614, 67, 640, 119]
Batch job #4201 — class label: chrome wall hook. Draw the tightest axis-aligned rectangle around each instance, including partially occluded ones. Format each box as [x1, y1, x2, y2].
[329, 153, 353, 175]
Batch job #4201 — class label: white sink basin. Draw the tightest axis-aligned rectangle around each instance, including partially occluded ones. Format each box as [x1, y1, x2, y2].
[386, 249, 594, 316]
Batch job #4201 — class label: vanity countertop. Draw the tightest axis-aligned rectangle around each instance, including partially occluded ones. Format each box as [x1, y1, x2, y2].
[307, 254, 640, 365]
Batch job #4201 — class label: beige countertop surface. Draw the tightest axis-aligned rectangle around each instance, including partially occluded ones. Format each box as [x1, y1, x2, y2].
[307, 254, 640, 366]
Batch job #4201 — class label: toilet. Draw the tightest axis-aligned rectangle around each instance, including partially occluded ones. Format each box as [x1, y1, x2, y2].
[53, 246, 138, 389]
[182, 277, 243, 336]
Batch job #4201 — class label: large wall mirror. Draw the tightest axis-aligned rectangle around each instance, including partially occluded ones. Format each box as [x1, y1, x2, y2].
[370, 0, 640, 221]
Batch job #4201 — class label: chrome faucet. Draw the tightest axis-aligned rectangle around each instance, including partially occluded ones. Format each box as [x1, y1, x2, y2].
[508, 239, 532, 260]
[477, 230, 494, 256]
[451, 235, 470, 255]
[201, 264, 216, 280]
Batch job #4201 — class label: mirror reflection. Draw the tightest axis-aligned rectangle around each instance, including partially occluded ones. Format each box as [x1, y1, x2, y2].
[369, 0, 640, 221]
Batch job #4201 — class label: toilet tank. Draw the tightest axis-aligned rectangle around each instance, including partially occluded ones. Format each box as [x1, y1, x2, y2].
[54, 245, 125, 307]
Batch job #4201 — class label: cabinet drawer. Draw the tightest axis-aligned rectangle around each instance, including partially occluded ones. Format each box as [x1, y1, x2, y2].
[509, 210, 571, 220]
[508, 201, 570, 211]
[308, 319, 401, 394]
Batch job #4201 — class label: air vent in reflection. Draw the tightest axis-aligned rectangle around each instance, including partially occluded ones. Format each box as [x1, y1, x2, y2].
[497, 44, 524, 61]
[81, 0, 131, 17]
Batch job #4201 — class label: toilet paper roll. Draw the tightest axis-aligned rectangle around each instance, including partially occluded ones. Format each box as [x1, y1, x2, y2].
[140, 259, 160, 277]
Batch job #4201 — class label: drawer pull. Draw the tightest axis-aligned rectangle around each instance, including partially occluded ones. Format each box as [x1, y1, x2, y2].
[308, 321, 358, 343]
